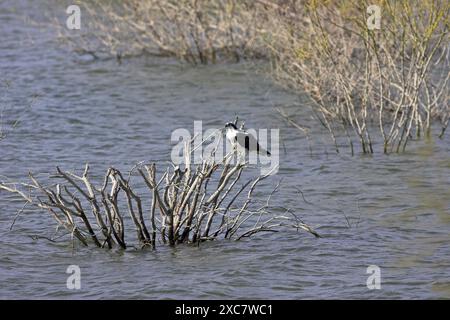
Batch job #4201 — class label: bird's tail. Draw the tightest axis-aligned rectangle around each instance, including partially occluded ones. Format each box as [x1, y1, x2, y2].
[256, 144, 271, 156]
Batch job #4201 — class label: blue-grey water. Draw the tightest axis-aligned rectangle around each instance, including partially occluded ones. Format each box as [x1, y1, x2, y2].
[0, 1, 449, 299]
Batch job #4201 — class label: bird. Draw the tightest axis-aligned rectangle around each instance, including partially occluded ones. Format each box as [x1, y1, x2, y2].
[224, 122, 271, 156]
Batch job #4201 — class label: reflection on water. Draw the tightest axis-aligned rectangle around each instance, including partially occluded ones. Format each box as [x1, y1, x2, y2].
[0, 0, 449, 299]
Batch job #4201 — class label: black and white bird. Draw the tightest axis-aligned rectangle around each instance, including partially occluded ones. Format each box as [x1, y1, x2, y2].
[224, 122, 271, 156]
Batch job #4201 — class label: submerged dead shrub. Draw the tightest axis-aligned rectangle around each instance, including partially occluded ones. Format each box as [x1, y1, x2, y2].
[1, 146, 319, 250]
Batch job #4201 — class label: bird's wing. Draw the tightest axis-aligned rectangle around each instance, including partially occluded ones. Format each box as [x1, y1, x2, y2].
[235, 131, 270, 155]
[235, 131, 251, 148]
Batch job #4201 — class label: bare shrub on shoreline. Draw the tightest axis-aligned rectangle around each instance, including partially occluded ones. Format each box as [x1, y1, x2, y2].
[1, 146, 319, 250]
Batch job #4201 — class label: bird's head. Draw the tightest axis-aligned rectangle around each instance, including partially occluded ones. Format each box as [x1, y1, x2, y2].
[224, 122, 237, 131]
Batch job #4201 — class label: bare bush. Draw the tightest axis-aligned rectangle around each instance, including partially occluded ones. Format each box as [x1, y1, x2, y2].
[56, 0, 268, 64]
[1, 146, 319, 249]
[53, 0, 449, 153]
[264, 0, 450, 153]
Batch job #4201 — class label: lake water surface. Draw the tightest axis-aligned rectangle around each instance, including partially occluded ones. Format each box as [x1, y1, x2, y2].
[1, 0, 449, 299]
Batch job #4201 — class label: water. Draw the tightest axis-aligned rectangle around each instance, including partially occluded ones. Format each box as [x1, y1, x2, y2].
[1, 1, 449, 299]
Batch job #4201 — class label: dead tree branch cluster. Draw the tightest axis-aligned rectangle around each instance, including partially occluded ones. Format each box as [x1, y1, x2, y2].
[1, 148, 319, 250]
